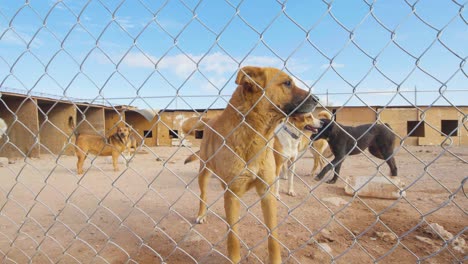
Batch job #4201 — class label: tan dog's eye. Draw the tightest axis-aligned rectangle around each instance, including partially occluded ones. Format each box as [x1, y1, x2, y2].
[283, 80, 291, 88]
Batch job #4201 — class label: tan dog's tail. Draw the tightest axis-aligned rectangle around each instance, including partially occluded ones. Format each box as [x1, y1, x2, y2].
[318, 110, 332, 120]
[184, 150, 200, 164]
[182, 116, 211, 136]
[68, 116, 78, 135]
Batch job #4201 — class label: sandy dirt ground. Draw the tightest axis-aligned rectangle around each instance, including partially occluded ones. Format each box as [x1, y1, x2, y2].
[0, 145, 466, 263]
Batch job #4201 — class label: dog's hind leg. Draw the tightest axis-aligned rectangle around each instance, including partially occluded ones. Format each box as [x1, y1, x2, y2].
[76, 150, 87, 175]
[315, 157, 343, 184]
[311, 151, 321, 176]
[369, 144, 398, 176]
[196, 167, 212, 224]
[386, 156, 398, 176]
[326, 162, 343, 184]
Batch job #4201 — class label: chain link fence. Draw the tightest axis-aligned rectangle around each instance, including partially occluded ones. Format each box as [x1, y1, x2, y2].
[0, 0, 467, 263]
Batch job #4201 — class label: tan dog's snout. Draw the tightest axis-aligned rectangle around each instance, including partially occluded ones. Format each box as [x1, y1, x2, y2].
[117, 127, 130, 138]
[285, 90, 319, 116]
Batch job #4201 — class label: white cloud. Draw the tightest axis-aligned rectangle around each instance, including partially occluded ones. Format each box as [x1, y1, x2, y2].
[122, 52, 155, 68]
[320, 62, 345, 69]
[116, 16, 137, 30]
[116, 52, 316, 93]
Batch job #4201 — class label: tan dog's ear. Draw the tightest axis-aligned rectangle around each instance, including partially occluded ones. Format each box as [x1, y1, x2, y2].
[235, 66, 265, 92]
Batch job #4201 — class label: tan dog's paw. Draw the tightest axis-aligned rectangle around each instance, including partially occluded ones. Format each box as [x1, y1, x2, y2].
[114, 167, 120, 172]
[195, 215, 207, 224]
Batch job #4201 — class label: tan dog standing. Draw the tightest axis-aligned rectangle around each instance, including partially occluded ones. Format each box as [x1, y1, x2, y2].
[69, 117, 130, 174]
[310, 110, 333, 175]
[273, 113, 321, 197]
[185, 66, 318, 263]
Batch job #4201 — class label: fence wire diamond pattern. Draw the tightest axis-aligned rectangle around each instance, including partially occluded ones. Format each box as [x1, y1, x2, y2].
[0, 1, 466, 263]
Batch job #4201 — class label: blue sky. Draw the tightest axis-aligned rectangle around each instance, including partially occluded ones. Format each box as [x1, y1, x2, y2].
[0, 0, 466, 110]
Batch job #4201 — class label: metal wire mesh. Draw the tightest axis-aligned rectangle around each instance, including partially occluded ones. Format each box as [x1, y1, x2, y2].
[0, 0, 467, 263]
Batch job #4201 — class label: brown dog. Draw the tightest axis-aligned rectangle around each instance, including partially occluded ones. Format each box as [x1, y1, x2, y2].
[69, 117, 130, 174]
[310, 110, 333, 175]
[185, 66, 318, 263]
[126, 133, 138, 156]
[273, 113, 321, 197]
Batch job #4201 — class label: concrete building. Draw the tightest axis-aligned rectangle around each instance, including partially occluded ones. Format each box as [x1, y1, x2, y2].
[0, 91, 466, 159]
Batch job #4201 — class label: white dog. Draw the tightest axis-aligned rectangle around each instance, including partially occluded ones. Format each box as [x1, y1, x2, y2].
[0, 118, 7, 139]
[273, 113, 321, 197]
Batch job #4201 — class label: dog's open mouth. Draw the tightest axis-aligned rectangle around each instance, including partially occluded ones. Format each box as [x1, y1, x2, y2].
[304, 125, 319, 133]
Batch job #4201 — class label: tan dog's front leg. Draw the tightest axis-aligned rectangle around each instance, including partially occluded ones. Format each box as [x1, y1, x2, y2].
[77, 156, 84, 175]
[255, 180, 281, 264]
[76, 151, 86, 175]
[287, 159, 296, 197]
[224, 191, 241, 263]
[196, 168, 211, 224]
[112, 151, 120, 172]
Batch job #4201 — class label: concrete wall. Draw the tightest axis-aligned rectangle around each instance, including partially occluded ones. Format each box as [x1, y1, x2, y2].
[169, 110, 224, 147]
[0, 96, 40, 158]
[416, 106, 467, 146]
[105, 109, 125, 136]
[330, 107, 377, 126]
[38, 101, 76, 156]
[157, 112, 174, 146]
[125, 111, 156, 147]
[76, 106, 105, 136]
[379, 108, 420, 146]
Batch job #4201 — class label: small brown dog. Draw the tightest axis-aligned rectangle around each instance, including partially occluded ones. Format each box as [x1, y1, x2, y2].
[185, 66, 318, 263]
[69, 117, 130, 174]
[310, 110, 333, 175]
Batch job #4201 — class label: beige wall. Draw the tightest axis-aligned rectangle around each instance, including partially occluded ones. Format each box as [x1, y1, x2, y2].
[38, 102, 76, 156]
[331, 107, 377, 126]
[0, 96, 40, 158]
[157, 112, 174, 146]
[379, 108, 419, 146]
[417, 106, 467, 146]
[125, 111, 156, 147]
[169, 110, 224, 147]
[379, 107, 467, 146]
[76, 106, 105, 136]
[105, 109, 125, 137]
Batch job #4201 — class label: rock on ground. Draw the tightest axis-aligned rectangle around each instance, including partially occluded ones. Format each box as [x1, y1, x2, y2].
[344, 175, 406, 199]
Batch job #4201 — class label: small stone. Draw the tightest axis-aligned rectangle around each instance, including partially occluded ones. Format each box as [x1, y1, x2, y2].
[317, 243, 332, 254]
[424, 223, 453, 241]
[416, 235, 437, 246]
[376, 231, 397, 242]
[344, 175, 406, 199]
[322, 197, 349, 207]
[0, 157, 8, 167]
[317, 229, 334, 243]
